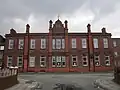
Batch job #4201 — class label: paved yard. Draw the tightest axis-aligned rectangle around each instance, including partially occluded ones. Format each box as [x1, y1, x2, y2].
[19, 73, 113, 90]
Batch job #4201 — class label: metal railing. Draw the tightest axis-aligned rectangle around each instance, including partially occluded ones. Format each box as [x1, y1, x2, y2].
[0, 66, 18, 77]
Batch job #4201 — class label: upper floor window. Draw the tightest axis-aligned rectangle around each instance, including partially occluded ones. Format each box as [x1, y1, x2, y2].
[82, 55, 88, 66]
[105, 55, 110, 66]
[17, 56, 23, 67]
[29, 56, 35, 67]
[0, 46, 4, 50]
[62, 39, 65, 49]
[52, 39, 65, 49]
[8, 39, 14, 49]
[56, 39, 61, 49]
[82, 38, 87, 48]
[41, 38, 46, 49]
[7, 56, 13, 67]
[103, 38, 108, 48]
[40, 56, 46, 67]
[30, 39, 35, 49]
[113, 41, 117, 47]
[93, 38, 98, 48]
[18, 39, 24, 49]
[72, 55, 77, 66]
[71, 38, 76, 48]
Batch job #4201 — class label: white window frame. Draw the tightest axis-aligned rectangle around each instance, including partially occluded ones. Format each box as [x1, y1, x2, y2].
[8, 39, 14, 49]
[52, 39, 55, 49]
[56, 56, 62, 67]
[18, 39, 24, 49]
[17, 56, 23, 67]
[72, 56, 78, 66]
[105, 56, 110, 66]
[62, 39, 65, 49]
[41, 38, 46, 49]
[103, 38, 108, 48]
[82, 38, 87, 48]
[62, 56, 66, 67]
[94, 55, 100, 66]
[114, 52, 118, 57]
[72, 38, 76, 48]
[29, 56, 35, 67]
[113, 41, 117, 47]
[40, 56, 46, 67]
[56, 39, 61, 49]
[93, 38, 98, 48]
[7, 56, 13, 67]
[52, 56, 56, 67]
[0, 46, 4, 50]
[30, 39, 35, 49]
[82, 55, 88, 66]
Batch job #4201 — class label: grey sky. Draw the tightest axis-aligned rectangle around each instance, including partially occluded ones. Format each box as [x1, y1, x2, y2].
[0, 0, 120, 37]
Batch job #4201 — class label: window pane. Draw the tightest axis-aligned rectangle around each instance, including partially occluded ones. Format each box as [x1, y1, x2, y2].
[94, 55, 100, 66]
[93, 38, 98, 48]
[17, 56, 23, 67]
[105, 56, 110, 66]
[62, 39, 65, 49]
[9, 40, 14, 49]
[7, 56, 13, 67]
[0, 46, 4, 50]
[30, 39, 35, 49]
[19, 39, 24, 49]
[52, 39, 55, 49]
[72, 38, 76, 48]
[103, 38, 108, 48]
[82, 38, 87, 48]
[113, 41, 117, 47]
[29, 56, 35, 67]
[114, 52, 118, 56]
[56, 39, 61, 49]
[72, 56, 77, 66]
[82, 55, 88, 66]
[40, 56, 46, 67]
[41, 39, 46, 49]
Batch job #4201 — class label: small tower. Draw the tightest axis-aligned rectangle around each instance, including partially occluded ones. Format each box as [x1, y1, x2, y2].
[87, 23, 91, 33]
[64, 20, 68, 30]
[49, 20, 53, 30]
[26, 24, 30, 33]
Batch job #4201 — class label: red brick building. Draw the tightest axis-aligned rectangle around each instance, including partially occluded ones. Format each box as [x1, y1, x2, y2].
[3, 19, 114, 72]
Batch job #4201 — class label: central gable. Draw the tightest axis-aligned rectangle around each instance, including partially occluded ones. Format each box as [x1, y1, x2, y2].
[52, 19, 65, 34]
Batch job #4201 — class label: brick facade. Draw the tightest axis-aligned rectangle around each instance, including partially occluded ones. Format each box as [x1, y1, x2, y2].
[3, 19, 115, 72]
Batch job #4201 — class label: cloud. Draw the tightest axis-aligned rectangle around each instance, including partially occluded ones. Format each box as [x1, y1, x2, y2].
[0, 0, 120, 38]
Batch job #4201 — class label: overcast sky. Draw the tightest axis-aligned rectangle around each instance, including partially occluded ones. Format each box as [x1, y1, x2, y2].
[0, 0, 120, 38]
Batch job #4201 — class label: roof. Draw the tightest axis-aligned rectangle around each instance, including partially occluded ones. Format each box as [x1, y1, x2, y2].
[5, 32, 112, 37]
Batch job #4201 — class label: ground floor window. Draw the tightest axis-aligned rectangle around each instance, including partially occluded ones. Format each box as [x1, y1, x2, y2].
[29, 56, 35, 67]
[114, 52, 118, 57]
[17, 56, 23, 67]
[72, 55, 77, 67]
[105, 55, 110, 66]
[52, 56, 66, 67]
[82, 55, 88, 66]
[7, 56, 13, 67]
[94, 55, 100, 66]
[40, 56, 46, 67]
